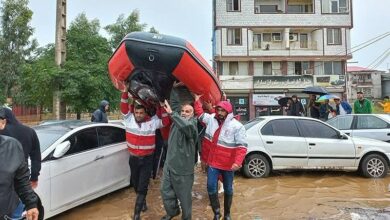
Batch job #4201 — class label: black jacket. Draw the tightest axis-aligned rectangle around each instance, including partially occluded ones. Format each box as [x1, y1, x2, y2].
[0, 108, 41, 181]
[0, 135, 38, 217]
[288, 101, 304, 116]
[91, 100, 109, 123]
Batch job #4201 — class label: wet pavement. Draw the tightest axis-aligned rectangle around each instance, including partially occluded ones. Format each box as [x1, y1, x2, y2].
[52, 166, 390, 220]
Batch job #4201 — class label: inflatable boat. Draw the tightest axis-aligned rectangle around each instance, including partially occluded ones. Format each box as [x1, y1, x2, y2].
[108, 32, 222, 107]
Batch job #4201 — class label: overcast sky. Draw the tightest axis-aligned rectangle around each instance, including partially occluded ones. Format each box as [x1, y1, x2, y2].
[27, 0, 390, 71]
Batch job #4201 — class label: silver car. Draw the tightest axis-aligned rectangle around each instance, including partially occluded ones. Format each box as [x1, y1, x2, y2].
[243, 116, 390, 178]
[327, 114, 390, 142]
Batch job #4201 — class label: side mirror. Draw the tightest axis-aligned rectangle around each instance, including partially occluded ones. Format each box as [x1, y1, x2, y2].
[338, 132, 349, 140]
[53, 141, 71, 158]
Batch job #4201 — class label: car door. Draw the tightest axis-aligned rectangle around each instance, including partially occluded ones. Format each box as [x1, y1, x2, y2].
[297, 119, 356, 168]
[353, 115, 390, 142]
[49, 127, 106, 211]
[327, 115, 354, 136]
[96, 126, 130, 190]
[261, 119, 308, 167]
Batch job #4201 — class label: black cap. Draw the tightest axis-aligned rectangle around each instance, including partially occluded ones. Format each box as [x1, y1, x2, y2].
[0, 107, 5, 119]
[357, 91, 363, 94]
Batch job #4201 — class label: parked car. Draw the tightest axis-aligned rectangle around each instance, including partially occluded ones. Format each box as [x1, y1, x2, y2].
[327, 114, 390, 142]
[33, 120, 130, 219]
[243, 116, 390, 178]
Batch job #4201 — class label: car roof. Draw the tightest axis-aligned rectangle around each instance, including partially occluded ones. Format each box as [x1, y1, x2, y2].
[33, 120, 97, 132]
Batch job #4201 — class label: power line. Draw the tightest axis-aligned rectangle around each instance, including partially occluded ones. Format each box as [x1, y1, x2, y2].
[366, 48, 389, 69]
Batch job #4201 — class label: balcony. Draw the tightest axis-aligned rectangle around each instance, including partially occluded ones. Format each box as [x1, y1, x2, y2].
[254, 0, 314, 14]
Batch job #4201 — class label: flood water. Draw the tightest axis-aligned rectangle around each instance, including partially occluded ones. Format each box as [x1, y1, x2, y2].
[52, 166, 390, 220]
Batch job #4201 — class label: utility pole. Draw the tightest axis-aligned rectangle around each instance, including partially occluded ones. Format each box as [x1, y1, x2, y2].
[54, 0, 67, 119]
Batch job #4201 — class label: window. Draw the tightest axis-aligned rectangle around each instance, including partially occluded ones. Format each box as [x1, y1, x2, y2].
[244, 118, 264, 130]
[322, 0, 349, 13]
[262, 33, 272, 42]
[227, 28, 241, 45]
[293, 61, 309, 75]
[97, 127, 125, 146]
[356, 116, 389, 129]
[287, 5, 313, 13]
[328, 116, 353, 130]
[65, 128, 99, 156]
[300, 33, 308, 48]
[298, 120, 339, 139]
[263, 62, 272, 75]
[229, 62, 239, 75]
[260, 5, 278, 13]
[261, 119, 300, 137]
[253, 34, 261, 49]
[227, 0, 240, 11]
[272, 33, 282, 41]
[327, 28, 341, 45]
[324, 61, 342, 75]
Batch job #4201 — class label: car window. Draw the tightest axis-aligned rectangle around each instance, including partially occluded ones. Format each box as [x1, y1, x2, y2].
[261, 119, 300, 137]
[298, 119, 339, 139]
[97, 126, 125, 146]
[35, 130, 66, 152]
[327, 116, 353, 130]
[244, 118, 264, 130]
[64, 128, 98, 156]
[356, 116, 389, 129]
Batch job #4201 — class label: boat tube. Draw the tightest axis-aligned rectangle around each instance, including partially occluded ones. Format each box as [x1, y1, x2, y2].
[108, 32, 222, 107]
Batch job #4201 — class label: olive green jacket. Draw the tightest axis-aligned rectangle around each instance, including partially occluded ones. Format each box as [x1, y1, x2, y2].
[165, 112, 198, 175]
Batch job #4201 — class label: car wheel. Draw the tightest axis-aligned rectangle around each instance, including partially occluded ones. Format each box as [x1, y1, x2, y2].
[243, 154, 270, 178]
[360, 154, 388, 178]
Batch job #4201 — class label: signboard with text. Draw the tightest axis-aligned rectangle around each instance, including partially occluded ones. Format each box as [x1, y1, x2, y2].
[253, 75, 313, 89]
[252, 94, 285, 106]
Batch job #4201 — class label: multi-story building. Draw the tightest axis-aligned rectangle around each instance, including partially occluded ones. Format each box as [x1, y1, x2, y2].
[212, 0, 353, 121]
[346, 66, 384, 101]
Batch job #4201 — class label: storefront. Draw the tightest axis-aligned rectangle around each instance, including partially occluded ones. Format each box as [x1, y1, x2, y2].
[226, 96, 250, 122]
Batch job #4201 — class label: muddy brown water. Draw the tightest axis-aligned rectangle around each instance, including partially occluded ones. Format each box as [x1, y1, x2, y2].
[52, 166, 390, 220]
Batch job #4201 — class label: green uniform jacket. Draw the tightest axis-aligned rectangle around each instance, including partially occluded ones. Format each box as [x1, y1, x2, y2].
[353, 99, 372, 114]
[165, 112, 198, 175]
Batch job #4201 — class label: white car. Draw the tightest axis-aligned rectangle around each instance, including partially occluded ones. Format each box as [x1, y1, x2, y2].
[243, 116, 390, 178]
[33, 120, 130, 219]
[327, 114, 390, 142]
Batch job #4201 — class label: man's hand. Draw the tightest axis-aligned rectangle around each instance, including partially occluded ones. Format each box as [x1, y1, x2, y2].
[173, 81, 185, 88]
[203, 100, 213, 112]
[26, 208, 39, 220]
[192, 93, 202, 102]
[31, 181, 38, 189]
[163, 100, 172, 114]
[231, 163, 241, 171]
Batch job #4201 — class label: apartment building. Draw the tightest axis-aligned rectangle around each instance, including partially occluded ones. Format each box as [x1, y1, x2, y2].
[212, 0, 353, 120]
[346, 66, 384, 101]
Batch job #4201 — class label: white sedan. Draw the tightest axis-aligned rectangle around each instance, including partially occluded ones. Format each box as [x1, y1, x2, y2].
[33, 120, 130, 219]
[243, 116, 390, 178]
[327, 114, 390, 142]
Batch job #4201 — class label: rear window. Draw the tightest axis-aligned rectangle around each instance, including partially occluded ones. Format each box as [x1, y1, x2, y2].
[244, 118, 264, 130]
[35, 129, 66, 152]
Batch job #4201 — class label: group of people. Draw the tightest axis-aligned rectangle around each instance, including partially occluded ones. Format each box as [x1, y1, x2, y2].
[0, 107, 41, 220]
[120, 84, 247, 220]
[289, 91, 389, 122]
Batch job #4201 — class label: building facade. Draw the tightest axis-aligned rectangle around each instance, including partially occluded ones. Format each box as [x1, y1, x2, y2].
[346, 66, 384, 101]
[212, 0, 353, 121]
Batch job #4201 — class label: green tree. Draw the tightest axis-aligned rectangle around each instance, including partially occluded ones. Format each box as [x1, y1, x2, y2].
[105, 10, 159, 49]
[61, 13, 119, 119]
[0, 0, 37, 100]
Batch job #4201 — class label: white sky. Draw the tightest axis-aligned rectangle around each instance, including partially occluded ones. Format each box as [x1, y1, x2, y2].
[27, 0, 390, 71]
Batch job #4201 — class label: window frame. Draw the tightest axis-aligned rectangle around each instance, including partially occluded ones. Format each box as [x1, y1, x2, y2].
[227, 0, 241, 12]
[97, 126, 126, 147]
[297, 119, 341, 139]
[355, 116, 390, 130]
[62, 127, 99, 157]
[327, 28, 342, 45]
[227, 28, 242, 45]
[261, 119, 301, 137]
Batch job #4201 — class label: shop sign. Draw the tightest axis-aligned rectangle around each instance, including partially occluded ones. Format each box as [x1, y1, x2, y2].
[252, 94, 284, 106]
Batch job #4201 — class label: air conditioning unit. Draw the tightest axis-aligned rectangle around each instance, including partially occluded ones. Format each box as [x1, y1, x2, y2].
[289, 34, 298, 41]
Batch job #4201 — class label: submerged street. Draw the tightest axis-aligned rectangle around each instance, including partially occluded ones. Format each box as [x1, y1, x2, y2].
[52, 166, 390, 220]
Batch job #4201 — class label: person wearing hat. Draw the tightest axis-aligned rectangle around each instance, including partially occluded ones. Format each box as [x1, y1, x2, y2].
[91, 100, 109, 123]
[0, 107, 39, 220]
[353, 92, 372, 114]
[334, 98, 352, 115]
[194, 94, 247, 220]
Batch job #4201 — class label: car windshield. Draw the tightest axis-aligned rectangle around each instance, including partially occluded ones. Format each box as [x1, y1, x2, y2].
[35, 129, 67, 152]
[244, 118, 264, 130]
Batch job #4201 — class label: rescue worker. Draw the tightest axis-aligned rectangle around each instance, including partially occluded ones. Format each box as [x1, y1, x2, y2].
[160, 100, 198, 220]
[194, 94, 247, 220]
[120, 92, 169, 220]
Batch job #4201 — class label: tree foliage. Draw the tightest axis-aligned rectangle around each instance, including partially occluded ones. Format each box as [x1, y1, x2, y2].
[0, 0, 37, 99]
